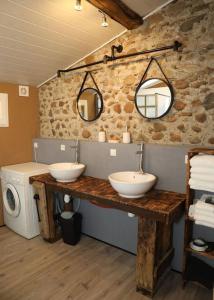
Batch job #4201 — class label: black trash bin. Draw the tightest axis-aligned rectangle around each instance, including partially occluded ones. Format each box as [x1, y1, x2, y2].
[60, 211, 82, 245]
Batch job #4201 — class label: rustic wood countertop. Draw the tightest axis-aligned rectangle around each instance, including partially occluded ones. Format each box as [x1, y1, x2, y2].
[30, 173, 185, 224]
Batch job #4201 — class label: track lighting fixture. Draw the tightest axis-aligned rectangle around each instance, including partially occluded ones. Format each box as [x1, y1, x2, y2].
[99, 10, 108, 27]
[73, 2, 109, 27]
[75, 0, 82, 11]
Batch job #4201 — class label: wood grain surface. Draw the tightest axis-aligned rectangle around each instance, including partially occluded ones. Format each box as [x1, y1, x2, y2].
[30, 173, 185, 224]
[86, 0, 143, 30]
[0, 227, 211, 300]
[183, 147, 214, 282]
[29, 173, 186, 296]
[32, 181, 50, 240]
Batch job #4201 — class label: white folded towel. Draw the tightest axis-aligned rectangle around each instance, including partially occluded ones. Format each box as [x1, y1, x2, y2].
[190, 154, 214, 168]
[195, 200, 214, 213]
[189, 178, 214, 193]
[190, 173, 214, 183]
[191, 167, 214, 176]
[189, 204, 214, 219]
[188, 200, 214, 228]
[195, 209, 214, 218]
[190, 208, 214, 218]
[195, 220, 214, 228]
[194, 213, 214, 224]
[190, 184, 214, 193]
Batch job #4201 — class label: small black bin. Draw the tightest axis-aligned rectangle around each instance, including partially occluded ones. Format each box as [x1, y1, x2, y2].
[60, 211, 82, 245]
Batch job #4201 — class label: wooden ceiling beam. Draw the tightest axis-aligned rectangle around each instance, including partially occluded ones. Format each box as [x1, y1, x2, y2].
[86, 0, 143, 30]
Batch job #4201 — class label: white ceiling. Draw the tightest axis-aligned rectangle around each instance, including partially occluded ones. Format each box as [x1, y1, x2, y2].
[123, 0, 171, 17]
[0, 0, 125, 86]
[0, 0, 171, 87]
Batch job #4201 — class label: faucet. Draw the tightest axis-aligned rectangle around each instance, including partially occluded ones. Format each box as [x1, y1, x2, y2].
[136, 142, 144, 173]
[70, 139, 79, 164]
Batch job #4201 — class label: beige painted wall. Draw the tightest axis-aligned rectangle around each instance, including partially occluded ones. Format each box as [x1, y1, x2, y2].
[0, 82, 39, 167]
[0, 82, 39, 225]
[39, 0, 214, 146]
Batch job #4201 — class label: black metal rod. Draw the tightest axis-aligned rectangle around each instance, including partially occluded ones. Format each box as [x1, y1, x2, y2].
[57, 41, 182, 77]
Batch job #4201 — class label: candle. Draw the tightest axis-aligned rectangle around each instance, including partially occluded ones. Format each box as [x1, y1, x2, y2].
[98, 128, 106, 142]
[123, 132, 131, 143]
[123, 125, 131, 143]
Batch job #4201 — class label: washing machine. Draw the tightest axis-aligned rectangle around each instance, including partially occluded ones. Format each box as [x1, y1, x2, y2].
[1, 162, 49, 239]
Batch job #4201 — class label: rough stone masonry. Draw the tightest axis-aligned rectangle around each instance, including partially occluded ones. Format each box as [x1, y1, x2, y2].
[39, 0, 214, 145]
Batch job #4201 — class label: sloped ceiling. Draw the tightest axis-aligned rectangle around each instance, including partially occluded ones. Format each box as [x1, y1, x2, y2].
[0, 0, 171, 86]
[0, 0, 125, 86]
[123, 0, 171, 17]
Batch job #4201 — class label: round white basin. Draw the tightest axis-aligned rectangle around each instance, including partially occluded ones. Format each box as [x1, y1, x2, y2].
[108, 171, 156, 199]
[49, 163, 85, 183]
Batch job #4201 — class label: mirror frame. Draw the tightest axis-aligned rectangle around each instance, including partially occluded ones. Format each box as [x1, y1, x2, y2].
[134, 77, 174, 120]
[77, 87, 104, 122]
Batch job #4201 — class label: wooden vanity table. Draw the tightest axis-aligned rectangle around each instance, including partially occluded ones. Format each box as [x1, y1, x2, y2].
[30, 173, 185, 297]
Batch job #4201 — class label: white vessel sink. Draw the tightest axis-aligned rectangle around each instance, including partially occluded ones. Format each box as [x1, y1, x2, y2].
[108, 171, 156, 199]
[49, 163, 85, 183]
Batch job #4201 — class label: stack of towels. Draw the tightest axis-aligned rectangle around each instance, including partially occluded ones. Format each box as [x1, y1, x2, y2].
[189, 200, 214, 228]
[189, 154, 214, 193]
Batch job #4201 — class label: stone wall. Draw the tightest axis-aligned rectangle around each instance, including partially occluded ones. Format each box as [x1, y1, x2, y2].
[39, 0, 214, 145]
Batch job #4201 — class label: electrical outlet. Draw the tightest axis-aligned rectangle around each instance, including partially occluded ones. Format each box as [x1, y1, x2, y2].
[33, 142, 38, 149]
[110, 149, 116, 157]
[185, 155, 188, 164]
[60, 144, 66, 151]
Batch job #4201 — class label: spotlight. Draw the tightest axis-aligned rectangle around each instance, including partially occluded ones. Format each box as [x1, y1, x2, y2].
[75, 0, 82, 11]
[99, 10, 108, 27]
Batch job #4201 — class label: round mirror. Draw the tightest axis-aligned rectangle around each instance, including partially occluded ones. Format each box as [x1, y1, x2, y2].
[77, 88, 103, 122]
[135, 78, 174, 119]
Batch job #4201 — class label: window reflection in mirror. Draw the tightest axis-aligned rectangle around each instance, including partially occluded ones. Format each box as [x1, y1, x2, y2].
[77, 88, 103, 122]
[135, 78, 173, 119]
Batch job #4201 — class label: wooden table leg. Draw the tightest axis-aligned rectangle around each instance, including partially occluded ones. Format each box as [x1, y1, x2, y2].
[33, 184, 74, 243]
[45, 188, 74, 243]
[32, 181, 50, 241]
[136, 217, 157, 296]
[46, 187, 58, 242]
[33, 182, 61, 243]
[136, 216, 174, 297]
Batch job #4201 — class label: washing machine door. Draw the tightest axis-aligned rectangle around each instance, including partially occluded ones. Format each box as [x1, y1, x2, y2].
[3, 184, 21, 217]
